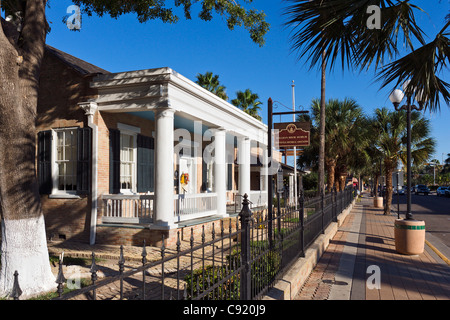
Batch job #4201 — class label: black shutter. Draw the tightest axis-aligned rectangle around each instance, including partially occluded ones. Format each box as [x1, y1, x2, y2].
[37, 130, 52, 194]
[109, 128, 121, 194]
[137, 134, 154, 193]
[201, 160, 207, 192]
[227, 163, 233, 191]
[76, 127, 92, 194]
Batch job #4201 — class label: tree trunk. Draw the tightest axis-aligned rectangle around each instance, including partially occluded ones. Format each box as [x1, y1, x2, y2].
[318, 50, 326, 195]
[384, 163, 394, 215]
[339, 175, 345, 191]
[0, 0, 55, 298]
[325, 158, 336, 192]
[374, 174, 379, 196]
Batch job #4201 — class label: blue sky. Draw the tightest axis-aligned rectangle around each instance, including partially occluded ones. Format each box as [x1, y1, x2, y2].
[40, 1, 449, 164]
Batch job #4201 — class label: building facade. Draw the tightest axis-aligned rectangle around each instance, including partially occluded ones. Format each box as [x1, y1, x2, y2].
[37, 46, 276, 246]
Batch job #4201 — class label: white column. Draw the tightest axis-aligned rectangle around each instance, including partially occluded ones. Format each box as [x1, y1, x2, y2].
[154, 108, 175, 229]
[238, 136, 251, 199]
[79, 102, 98, 245]
[214, 128, 227, 216]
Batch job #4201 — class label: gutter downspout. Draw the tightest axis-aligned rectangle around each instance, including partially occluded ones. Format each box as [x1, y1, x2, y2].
[79, 102, 98, 245]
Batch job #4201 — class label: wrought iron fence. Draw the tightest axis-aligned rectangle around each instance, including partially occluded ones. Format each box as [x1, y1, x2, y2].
[8, 187, 356, 300]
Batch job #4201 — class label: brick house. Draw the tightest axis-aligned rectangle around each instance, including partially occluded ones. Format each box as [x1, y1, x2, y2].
[36, 46, 279, 247]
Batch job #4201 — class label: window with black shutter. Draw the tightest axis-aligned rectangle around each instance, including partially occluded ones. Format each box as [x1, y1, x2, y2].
[77, 127, 92, 194]
[37, 127, 92, 196]
[109, 127, 154, 194]
[109, 128, 121, 194]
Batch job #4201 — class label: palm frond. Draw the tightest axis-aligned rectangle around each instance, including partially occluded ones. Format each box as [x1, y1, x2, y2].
[283, 0, 426, 72]
[376, 21, 450, 112]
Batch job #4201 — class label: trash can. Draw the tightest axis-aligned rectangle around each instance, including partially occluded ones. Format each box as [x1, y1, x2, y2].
[394, 219, 425, 255]
[374, 196, 383, 208]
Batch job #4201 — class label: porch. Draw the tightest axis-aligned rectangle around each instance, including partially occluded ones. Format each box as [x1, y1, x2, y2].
[101, 190, 268, 226]
[88, 67, 271, 239]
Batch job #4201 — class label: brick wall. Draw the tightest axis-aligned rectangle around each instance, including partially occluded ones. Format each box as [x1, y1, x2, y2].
[36, 50, 98, 243]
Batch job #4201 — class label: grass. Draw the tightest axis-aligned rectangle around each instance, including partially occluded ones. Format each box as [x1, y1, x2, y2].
[28, 278, 92, 300]
[0, 254, 101, 300]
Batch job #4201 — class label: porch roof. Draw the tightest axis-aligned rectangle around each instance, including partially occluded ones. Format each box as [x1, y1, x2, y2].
[90, 67, 268, 144]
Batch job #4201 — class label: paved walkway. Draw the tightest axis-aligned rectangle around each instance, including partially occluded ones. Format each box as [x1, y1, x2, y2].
[295, 193, 450, 300]
[46, 192, 450, 300]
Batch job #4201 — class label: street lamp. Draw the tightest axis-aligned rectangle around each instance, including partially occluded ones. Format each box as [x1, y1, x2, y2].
[389, 82, 424, 220]
[389, 82, 427, 255]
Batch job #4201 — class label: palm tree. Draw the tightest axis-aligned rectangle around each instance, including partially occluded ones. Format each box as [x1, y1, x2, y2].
[284, 0, 449, 201]
[231, 89, 262, 121]
[195, 71, 228, 100]
[298, 98, 367, 191]
[313, 98, 366, 190]
[283, 0, 449, 111]
[371, 107, 436, 214]
[442, 153, 450, 173]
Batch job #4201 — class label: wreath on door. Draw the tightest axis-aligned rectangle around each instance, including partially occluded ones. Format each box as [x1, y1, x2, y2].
[180, 173, 189, 185]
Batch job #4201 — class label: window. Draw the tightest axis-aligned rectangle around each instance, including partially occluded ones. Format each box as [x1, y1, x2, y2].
[120, 132, 136, 191]
[54, 128, 78, 193]
[37, 127, 91, 196]
[109, 124, 154, 194]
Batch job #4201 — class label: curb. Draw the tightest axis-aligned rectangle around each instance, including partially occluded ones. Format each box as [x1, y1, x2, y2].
[425, 239, 450, 266]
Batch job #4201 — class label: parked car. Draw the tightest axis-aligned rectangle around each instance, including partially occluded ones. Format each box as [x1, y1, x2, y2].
[415, 184, 430, 195]
[437, 186, 448, 197]
[446, 188, 450, 197]
[393, 187, 405, 195]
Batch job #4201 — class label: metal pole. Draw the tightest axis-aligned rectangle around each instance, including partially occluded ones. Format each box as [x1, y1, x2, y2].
[299, 190, 305, 257]
[406, 97, 413, 220]
[268, 98, 273, 247]
[397, 171, 400, 219]
[292, 81, 297, 209]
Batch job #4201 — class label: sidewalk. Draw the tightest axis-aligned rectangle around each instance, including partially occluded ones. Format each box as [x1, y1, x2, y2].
[295, 193, 450, 300]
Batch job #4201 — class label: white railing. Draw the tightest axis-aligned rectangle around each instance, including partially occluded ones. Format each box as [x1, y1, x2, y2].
[232, 190, 268, 213]
[249, 190, 268, 208]
[174, 192, 218, 222]
[102, 193, 219, 224]
[102, 194, 154, 224]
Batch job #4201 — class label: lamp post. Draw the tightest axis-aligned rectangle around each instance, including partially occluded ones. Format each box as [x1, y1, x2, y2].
[389, 81, 426, 255]
[389, 82, 424, 220]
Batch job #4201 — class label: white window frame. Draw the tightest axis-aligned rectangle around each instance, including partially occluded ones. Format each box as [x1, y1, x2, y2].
[117, 123, 140, 194]
[50, 127, 80, 198]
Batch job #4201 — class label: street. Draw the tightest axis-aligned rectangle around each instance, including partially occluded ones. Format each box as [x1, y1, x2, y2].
[391, 192, 450, 248]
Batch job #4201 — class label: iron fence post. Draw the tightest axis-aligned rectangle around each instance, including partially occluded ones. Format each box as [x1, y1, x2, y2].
[56, 258, 66, 297]
[142, 240, 147, 300]
[333, 187, 338, 222]
[161, 235, 166, 300]
[119, 245, 125, 300]
[90, 252, 98, 300]
[11, 270, 22, 300]
[299, 190, 305, 258]
[321, 188, 325, 234]
[239, 193, 253, 300]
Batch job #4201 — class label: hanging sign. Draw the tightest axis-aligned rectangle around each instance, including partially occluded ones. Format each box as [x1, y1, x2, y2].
[277, 167, 284, 194]
[274, 122, 310, 148]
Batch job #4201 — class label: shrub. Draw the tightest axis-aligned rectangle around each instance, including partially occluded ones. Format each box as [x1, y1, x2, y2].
[184, 241, 281, 300]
